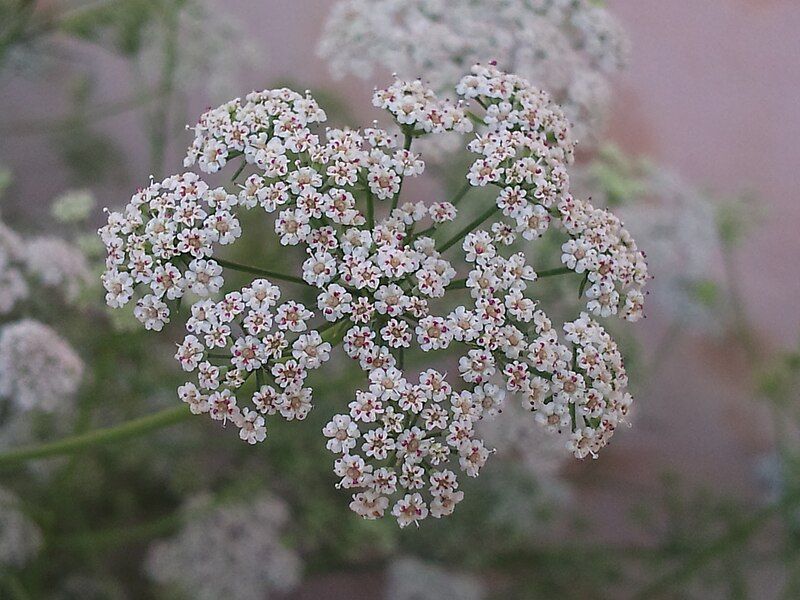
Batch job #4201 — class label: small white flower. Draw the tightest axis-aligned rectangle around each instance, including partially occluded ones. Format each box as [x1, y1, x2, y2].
[323, 415, 360, 453]
[185, 259, 224, 297]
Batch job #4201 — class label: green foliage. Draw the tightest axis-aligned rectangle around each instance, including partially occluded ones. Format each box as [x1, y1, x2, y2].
[586, 144, 652, 207]
[716, 192, 760, 250]
[61, 0, 185, 58]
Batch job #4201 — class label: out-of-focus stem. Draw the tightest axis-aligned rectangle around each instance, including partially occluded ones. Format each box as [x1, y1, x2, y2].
[148, 0, 182, 177]
[0, 406, 191, 467]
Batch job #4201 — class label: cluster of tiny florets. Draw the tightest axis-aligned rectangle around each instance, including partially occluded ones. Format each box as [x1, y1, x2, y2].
[558, 195, 648, 320]
[183, 88, 327, 174]
[577, 162, 720, 327]
[99, 172, 242, 330]
[102, 63, 648, 526]
[372, 78, 474, 136]
[175, 280, 332, 444]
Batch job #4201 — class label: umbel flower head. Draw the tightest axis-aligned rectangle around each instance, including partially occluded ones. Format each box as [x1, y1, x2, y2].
[101, 63, 649, 527]
[318, 0, 629, 146]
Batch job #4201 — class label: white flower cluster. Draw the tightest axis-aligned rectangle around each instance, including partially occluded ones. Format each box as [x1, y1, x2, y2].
[461, 64, 648, 321]
[324, 369, 498, 525]
[0, 319, 84, 413]
[558, 195, 648, 320]
[0, 486, 42, 567]
[183, 88, 327, 174]
[175, 281, 332, 444]
[99, 173, 239, 329]
[146, 494, 301, 600]
[319, 0, 630, 144]
[104, 63, 648, 526]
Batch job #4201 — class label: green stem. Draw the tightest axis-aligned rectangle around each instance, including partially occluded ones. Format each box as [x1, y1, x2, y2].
[578, 272, 590, 298]
[537, 266, 573, 279]
[147, 0, 181, 177]
[390, 133, 413, 213]
[449, 180, 472, 208]
[230, 159, 247, 183]
[0, 406, 191, 467]
[215, 258, 308, 286]
[436, 203, 499, 253]
[365, 189, 375, 230]
[446, 278, 468, 290]
[407, 182, 473, 244]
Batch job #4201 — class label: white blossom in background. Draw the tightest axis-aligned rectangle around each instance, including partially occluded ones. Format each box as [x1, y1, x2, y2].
[617, 170, 722, 327]
[0, 184, 89, 452]
[102, 63, 649, 526]
[318, 0, 629, 146]
[25, 237, 93, 301]
[479, 401, 572, 492]
[1, 205, 93, 312]
[575, 152, 724, 328]
[139, 0, 259, 103]
[0, 320, 84, 413]
[51, 189, 96, 224]
[386, 556, 485, 600]
[0, 487, 42, 567]
[53, 576, 127, 600]
[146, 494, 301, 600]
